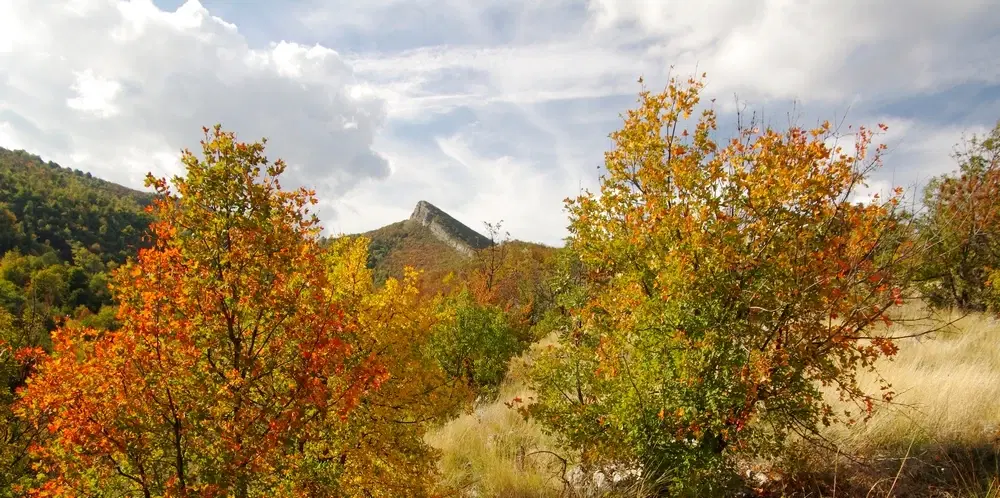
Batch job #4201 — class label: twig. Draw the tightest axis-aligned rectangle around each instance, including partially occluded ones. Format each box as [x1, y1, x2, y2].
[885, 436, 915, 497]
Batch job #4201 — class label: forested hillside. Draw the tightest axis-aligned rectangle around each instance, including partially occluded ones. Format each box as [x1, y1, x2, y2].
[0, 148, 153, 261]
[0, 147, 155, 327]
[354, 218, 471, 286]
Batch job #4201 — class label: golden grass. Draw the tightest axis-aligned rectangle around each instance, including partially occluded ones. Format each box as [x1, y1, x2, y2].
[823, 308, 1000, 453]
[780, 306, 1000, 497]
[426, 335, 569, 498]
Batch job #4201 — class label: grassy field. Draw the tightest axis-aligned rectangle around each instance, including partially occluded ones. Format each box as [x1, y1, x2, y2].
[427, 307, 1000, 497]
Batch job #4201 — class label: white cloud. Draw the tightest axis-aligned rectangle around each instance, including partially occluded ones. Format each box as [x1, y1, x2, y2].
[340, 0, 999, 119]
[0, 0, 388, 201]
[588, 0, 1000, 104]
[1, 0, 996, 247]
[66, 69, 123, 118]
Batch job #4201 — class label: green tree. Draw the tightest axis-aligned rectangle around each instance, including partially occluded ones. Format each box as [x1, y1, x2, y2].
[0, 207, 24, 255]
[430, 290, 525, 399]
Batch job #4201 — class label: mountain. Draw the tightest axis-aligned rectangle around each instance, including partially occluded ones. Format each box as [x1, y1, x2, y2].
[355, 200, 495, 285]
[0, 145, 543, 298]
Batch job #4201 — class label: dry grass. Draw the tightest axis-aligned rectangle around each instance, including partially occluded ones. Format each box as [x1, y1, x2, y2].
[779, 306, 1000, 497]
[429, 307, 1000, 497]
[825, 308, 1000, 452]
[427, 335, 570, 498]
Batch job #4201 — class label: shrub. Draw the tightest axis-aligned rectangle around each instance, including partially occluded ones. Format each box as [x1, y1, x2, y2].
[526, 75, 922, 496]
[917, 120, 1000, 312]
[431, 291, 527, 399]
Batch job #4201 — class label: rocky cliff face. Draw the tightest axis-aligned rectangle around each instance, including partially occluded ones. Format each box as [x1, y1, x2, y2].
[409, 200, 492, 257]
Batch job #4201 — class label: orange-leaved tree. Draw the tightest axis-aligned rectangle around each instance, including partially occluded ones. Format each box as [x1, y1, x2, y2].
[526, 75, 923, 495]
[1, 307, 45, 494]
[467, 222, 555, 330]
[16, 126, 463, 497]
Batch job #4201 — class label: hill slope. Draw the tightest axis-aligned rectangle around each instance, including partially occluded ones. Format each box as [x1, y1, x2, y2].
[0, 147, 154, 262]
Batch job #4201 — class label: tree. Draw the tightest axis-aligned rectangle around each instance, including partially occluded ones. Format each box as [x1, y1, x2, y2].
[0, 307, 46, 496]
[429, 290, 524, 399]
[441, 222, 554, 398]
[16, 126, 461, 497]
[25, 265, 68, 312]
[0, 206, 25, 255]
[917, 120, 1000, 312]
[312, 235, 469, 496]
[467, 222, 551, 333]
[526, 75, 921, 495]
[471, 221, 511, 301]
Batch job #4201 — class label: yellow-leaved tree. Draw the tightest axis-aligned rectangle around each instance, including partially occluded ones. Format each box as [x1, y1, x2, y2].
[527, 75, 923, 495]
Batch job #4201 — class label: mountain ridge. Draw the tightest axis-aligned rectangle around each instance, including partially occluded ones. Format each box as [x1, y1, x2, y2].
[352, 200, 494, 286]
[0, 145, 522, 290]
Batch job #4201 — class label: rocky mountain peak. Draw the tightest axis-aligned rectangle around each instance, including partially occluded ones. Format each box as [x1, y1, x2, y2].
[409, 200, 492, 257]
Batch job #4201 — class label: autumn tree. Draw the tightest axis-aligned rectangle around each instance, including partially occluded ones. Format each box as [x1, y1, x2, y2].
[917, 120, 1000, 312]
[526, 75, 922, 495]
[16, 126, 463, 497]
[467, 222, 556, 329]
[0, 206, 25, 255]
[470, 221, 511, 301]
[313, 236, 469, 496]
[432, 222, 561, 399]
[0, 308, 45, 496]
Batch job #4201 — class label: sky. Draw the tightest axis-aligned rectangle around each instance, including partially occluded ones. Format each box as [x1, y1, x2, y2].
[1, 0, 998, 246]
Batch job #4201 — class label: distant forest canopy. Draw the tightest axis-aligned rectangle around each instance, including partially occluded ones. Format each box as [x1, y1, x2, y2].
[0, 147, 154, 262]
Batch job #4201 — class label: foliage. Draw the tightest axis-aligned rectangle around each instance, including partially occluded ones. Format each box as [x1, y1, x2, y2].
[316, 236, 470, 496]
[430, 290, 525, 399]
[917, 121, 1000, 312]
[470, 222, 513, 303]
[0, 245, 120, 333]
[0, 308, 46, 496]
[423, 222, 558, 400]
[0, 202, 129, 489]
[526, 75, 921, 495]
[15, 126, 463, 497]
[0, 147, 153, 263]
[468, 223, 558, 334]
[0, 148, 148, 419]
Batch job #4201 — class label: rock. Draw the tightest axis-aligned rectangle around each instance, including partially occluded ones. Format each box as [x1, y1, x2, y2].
[409, 200, 493, 257]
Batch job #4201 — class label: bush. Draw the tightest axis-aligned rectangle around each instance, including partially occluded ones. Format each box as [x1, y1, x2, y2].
[917, 120, 1000, 312]
[431, 291, 527, 399]
[526, 75, 921, 496]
